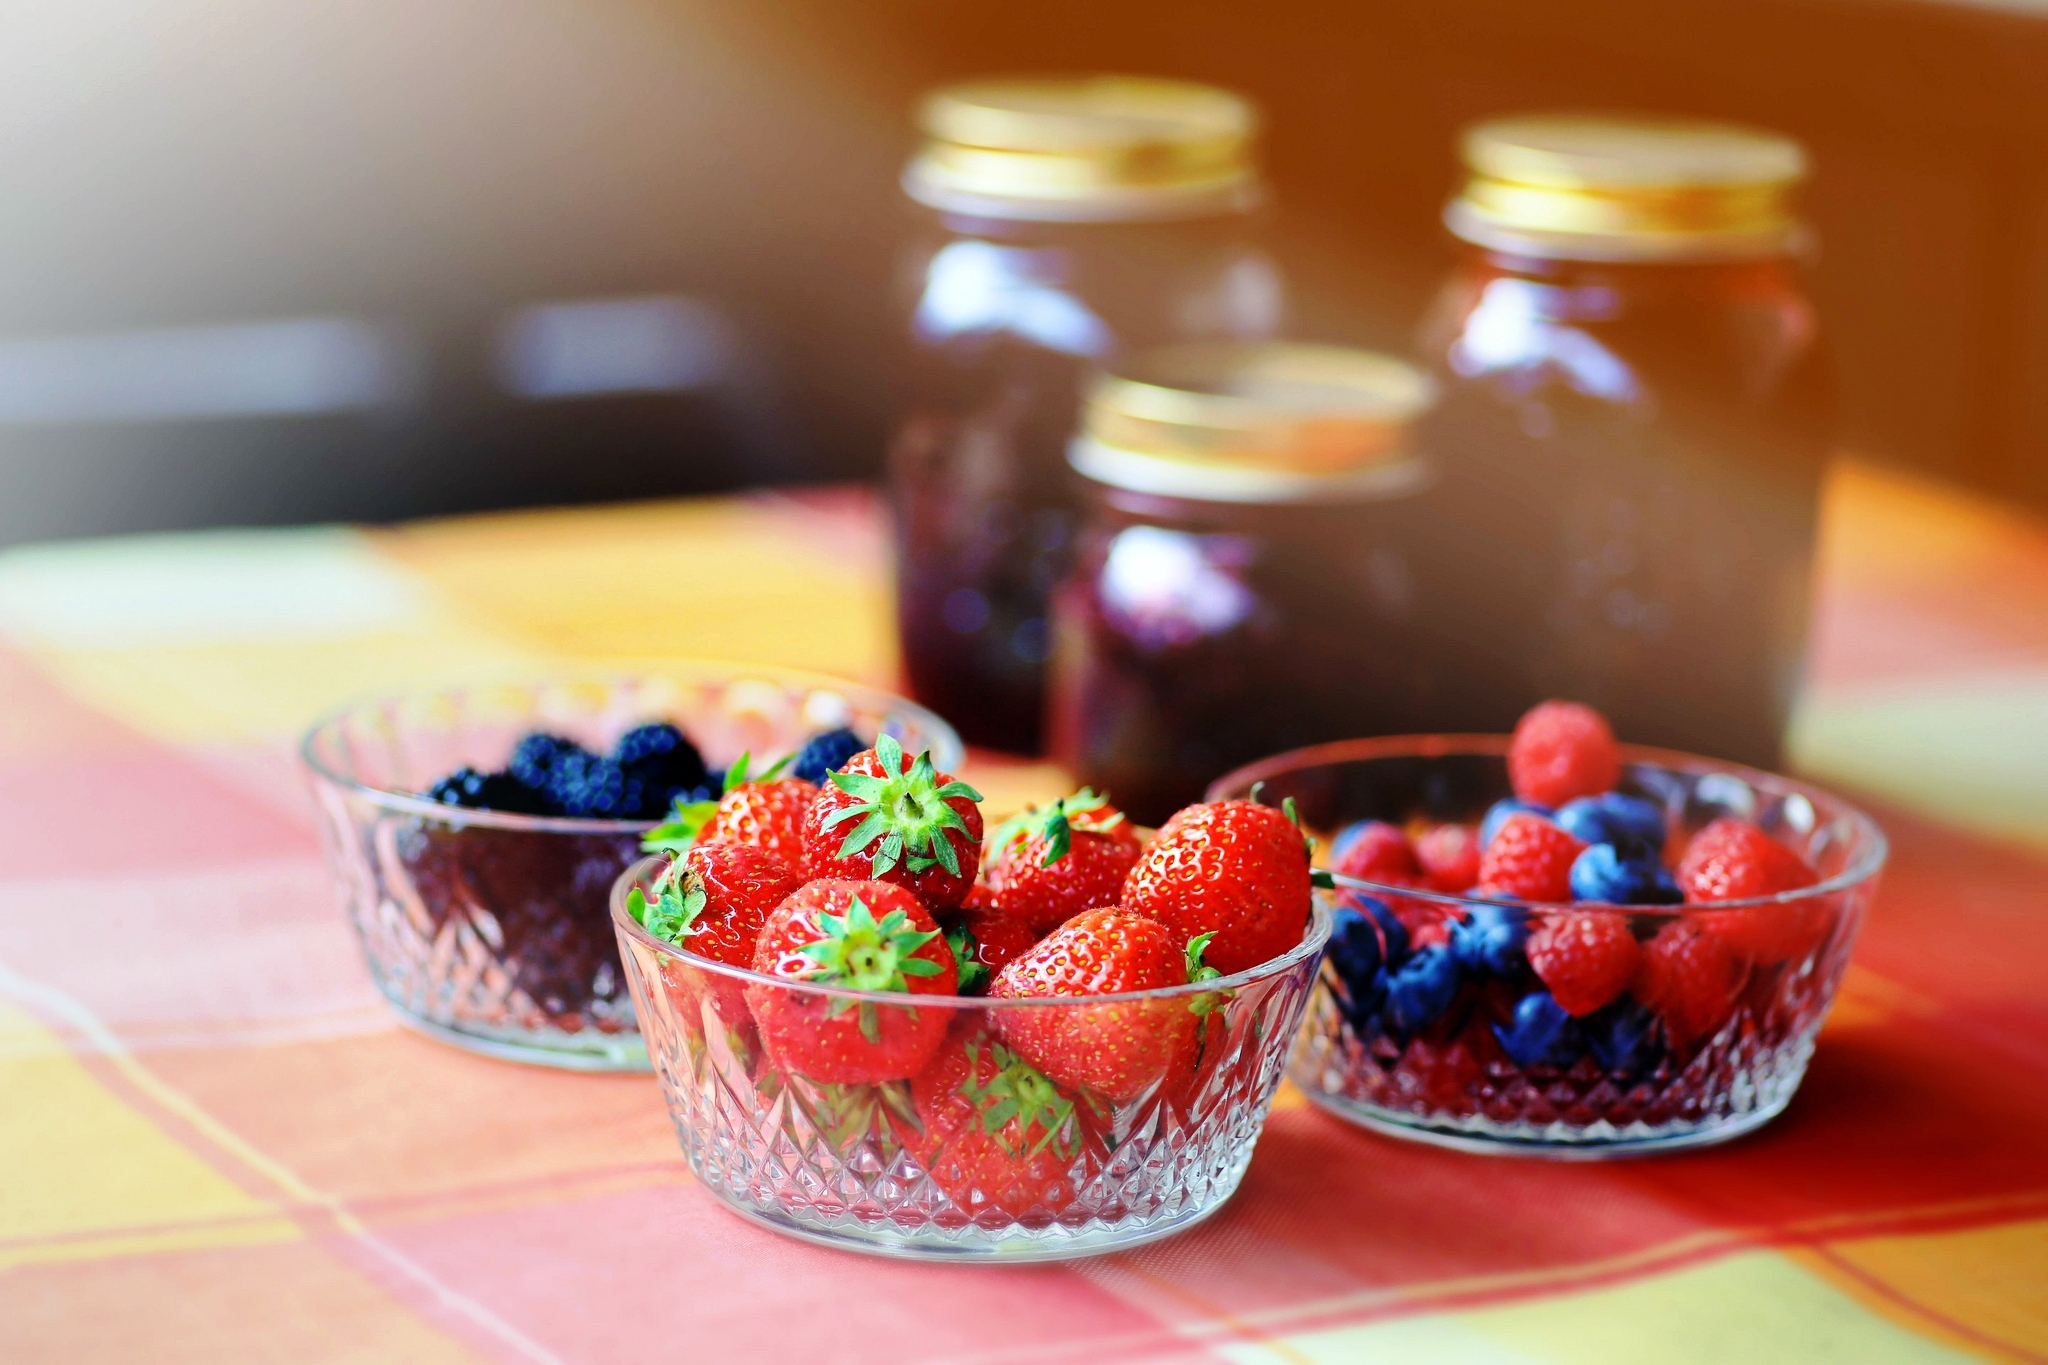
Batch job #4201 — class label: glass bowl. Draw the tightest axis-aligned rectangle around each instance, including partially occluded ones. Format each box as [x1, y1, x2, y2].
[613, 855, 1332, 1259]
[1208, 737, 1887, 1157]
[301, 668, 961, 1071]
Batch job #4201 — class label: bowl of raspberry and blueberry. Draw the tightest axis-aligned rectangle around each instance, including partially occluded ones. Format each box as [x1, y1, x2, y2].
[301, 670, 955, 1070]
[611, 741, 1332, 1259]
[1210, 701, 1888, 1156]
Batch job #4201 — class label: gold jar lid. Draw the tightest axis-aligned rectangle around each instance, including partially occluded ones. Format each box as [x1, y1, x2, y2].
[903, 76, 1262, 223]
[1446, 114, 1808, 262]
[1070, 343, 1436, 504]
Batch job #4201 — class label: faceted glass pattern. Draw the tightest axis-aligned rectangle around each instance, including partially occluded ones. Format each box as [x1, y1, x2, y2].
[1208, 738, 1887, 1156]
[615, 858, 1332, 1259]
[302, 670, 960, 1070]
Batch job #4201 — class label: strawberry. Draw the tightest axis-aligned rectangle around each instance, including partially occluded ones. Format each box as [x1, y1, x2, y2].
[1120, 799, 1313, 975]
[1676, 817, 1824, 964]
[910, 1026, 1101, 1219]
[942, 904, 1040, 995]
[1633, 919, 1741, 1047]
[746, 879, 958, 1084]
[1526, 910, 1639, 1016]
[976, 789, 1141, 934]
[640, 751, 815, 868]
[1414, 822, 1483, 893]
[1477, 813, 1586, 903]
[1330, 821, 1422, 885]
[628, 842, 804, 970]
[991, 908, 1221, 1103]
[802, 735, 984, 911]
[1508, 700, 1622, 807]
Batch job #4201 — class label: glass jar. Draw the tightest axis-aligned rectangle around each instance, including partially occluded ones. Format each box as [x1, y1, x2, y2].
[889, 77, 1284, 754]
[1412, 115, 1829, 769]
[1048, 344, 1437, 824]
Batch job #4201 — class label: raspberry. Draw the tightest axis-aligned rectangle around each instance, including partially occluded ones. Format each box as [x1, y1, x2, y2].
[1477, 813, 1585, 903]
[1414, 823, 1482, 893]
[1330, 821, 1421, 885]
[1676, 818, 1825, 964]
[1633, 919, 1739, 1046]
[1526, 910, 1639, 1016]
[1508, 700, 1621, 807]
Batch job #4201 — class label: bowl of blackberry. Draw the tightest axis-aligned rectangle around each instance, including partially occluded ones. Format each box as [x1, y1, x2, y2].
[1209, 701, 1887, 1156]
[301, 669, 959, 1069]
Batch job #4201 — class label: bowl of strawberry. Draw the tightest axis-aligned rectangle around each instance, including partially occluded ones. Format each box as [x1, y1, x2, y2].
[1210, 701, 1887, 1156]
[302, 668, 956, 1070]
[611, 743, 1332, 1259]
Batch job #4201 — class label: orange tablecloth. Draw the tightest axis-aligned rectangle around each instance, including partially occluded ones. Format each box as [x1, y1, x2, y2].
[3, 464, 2044, 1362]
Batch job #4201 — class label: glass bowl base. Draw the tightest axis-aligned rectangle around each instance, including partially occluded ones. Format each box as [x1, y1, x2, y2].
[1301, 1087, 1793, 1160]
[385, 999, 650, 1072]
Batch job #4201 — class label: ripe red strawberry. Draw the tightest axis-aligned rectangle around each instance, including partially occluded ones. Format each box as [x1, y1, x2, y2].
[1677, 817, 1824, 963]
[1120, 799, 1313, 975]
[1634, 919, 1741, 1047]
[747, 879, 958, 1083]
[991, 908, 1219, 1102]
[1331, 821, 1422, 885]
[1526, 909, 1640, 1016]
[1508, 700, 1621, 807]
[628, 842, 804, 970]
[700, 775, 818, 869]
[802, 735, 984, 911]
[976, 789, 1141, 934]
[910, 1026, 1101, 1219]
[1477, 813, 1586, 903]
[1414, 822, 1482, 893]
[942, 903, 1041, 995]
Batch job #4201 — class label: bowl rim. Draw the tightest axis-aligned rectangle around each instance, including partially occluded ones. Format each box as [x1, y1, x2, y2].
[610, 852, 1335, 1008]
[297, 661, 964, 835]
[1206, 733, 1888, 914]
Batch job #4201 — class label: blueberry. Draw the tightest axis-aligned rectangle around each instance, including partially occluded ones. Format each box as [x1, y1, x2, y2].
[1493, 991, 1585, 1067]
[1569, 843, 1683, 905]
[1326, 902, 1386, 988]
[1556, 792, 1666, 851]
[1585, 998, 1662, 1077]
[1450, 902, 1530, 976]
[1340, 892, 1410, 967]
[1384, 946, 1462, 1036]
[1481, 797, 1552, 848]
[790, 727, 866, 784]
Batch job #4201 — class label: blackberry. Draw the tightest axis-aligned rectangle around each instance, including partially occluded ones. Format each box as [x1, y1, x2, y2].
[509, 733, 592, 792]
[789, 727, 866, 784]
[427, 767, 491, 807]
[546, 750, 634, 819]
[425, 767, 553, 815]
[613, 722, 709, 797]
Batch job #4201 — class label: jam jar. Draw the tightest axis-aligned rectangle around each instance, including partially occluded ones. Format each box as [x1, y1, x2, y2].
[1412, 115, 1830, 769]
[1048, 343, 1437, 823]
[889, 77, 1285, 754]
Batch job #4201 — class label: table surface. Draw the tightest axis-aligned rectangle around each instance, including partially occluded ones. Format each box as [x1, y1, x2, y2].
[3, 462, 2044, 1363]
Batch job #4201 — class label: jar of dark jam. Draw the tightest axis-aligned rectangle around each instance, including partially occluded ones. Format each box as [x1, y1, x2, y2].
[1048, 344, 1436, 823]
[889, 77, 1284, 754]
[1412, 115, 1829, 769]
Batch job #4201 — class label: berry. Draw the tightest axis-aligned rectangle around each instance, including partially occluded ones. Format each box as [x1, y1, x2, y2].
[701, 773, 819, 869]
[1633, 918, 1741, 1047]
[1330, 821, 1421, 885]
[1556, 792, 1665, 851]
[1526, 910, 1640, 1016]
[1342, 892, 1411, 966]
[789, 727, 867, 784]
[1414, 823, 1482, 893]
[1584, 998, 1661, 1076]
[1481, 798, 1552, 849]
[1508, 700, 1621, 807]
[1449, 902, 1530, 977]
[802, 736, 984, 912]
[546, 749, 640, 819]
[990, 908, 1216, 1102]
[1383, 946, 1462, 1036]
[425, 766, 553, 815]
[941, 904, 1040, 995]
[507, 732, 588, 792]
[1493, 991, 1584, 1067]
[1676, 818, 1824, 964]
[629, 843, 804, 970]
[1477, 813, 1586, 903]
[976, 789, 1141, 934]
[1324, 901, 1389, 1020]
[911, 1029, 1098, 1219]
[1120, 799, 1313, 975]
[1569, 843, 1682, 905]
[612, 722, 709, 813]
[747, 880, 958, 1084]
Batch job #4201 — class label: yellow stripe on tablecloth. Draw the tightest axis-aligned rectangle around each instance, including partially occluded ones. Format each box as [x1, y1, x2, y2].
[1225, 1250, 1980, 1364]
[1794, 1218, 2048, 1362]
[0, 1003, 298, 1266]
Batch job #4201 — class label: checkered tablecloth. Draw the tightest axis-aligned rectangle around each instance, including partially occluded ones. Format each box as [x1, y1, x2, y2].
[4, 466, 2044, 1362]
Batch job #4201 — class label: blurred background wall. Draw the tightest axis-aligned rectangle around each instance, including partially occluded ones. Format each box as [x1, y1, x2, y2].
[2, 0, 2044, 546]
